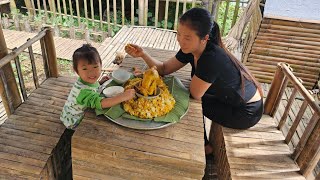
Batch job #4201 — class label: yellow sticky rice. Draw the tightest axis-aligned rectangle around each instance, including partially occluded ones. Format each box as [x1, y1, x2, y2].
[123, 78, 176, 119]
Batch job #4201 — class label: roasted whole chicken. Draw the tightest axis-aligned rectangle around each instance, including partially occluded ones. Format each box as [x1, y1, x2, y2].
[137, 66, 160, 96]
[123, 67, 175, 119]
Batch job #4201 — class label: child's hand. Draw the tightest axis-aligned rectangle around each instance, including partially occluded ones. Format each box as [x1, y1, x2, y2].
[125, 44, 144, 58]
[99, 75, 110, 84]
[122, 89, 136, 101]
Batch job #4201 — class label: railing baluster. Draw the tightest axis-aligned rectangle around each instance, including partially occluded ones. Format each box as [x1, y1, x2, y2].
[131, 0, 135, 26]
[144, 0, 148, 26]
[113, 0, 117, 27]
[285, 99, 308, 144]
[68, 0, 73, 15]
[270, 76, 289, 116]
[121, 0, 125, 26]
[99, 0, 103, 29]
[192, 0, 196, 8]
[164, 0, 169, 29]
[90, 0, 94, 26]
[155, 0, 159, 27]
[57, 0, 62, 22]
[183, 0, 187, 14]
[174, 0, 180, 30]
[84, 0, 88, 26]
[278, 88, 298, 129]
[31, 0, 36, 17]
[62, 0, 67, 17]
[75, 0, 81, 26]
[106, 0, 111, 35]
[42, 0, 48, 21]
[27, 41, 39, 89]
[14, 54, 28, 101]
[293, 113, 319, 160]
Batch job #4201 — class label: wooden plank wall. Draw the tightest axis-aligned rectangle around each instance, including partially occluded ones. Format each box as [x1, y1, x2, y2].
[245, 18, 320, 89]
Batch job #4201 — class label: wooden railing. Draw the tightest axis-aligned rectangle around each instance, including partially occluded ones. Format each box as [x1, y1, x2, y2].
[0, 27, 57, 116]
[264, 62, 320, 178]
[14, 0, 248, 37]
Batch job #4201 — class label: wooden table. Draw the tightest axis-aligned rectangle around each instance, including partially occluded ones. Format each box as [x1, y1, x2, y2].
[71, 48, 205, 179]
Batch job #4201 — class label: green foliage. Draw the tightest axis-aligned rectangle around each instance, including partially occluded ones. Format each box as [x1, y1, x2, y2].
[217, 2, 244, 36]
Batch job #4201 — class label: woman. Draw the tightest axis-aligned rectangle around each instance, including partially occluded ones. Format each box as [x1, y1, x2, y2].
[125, 8, 263, 156]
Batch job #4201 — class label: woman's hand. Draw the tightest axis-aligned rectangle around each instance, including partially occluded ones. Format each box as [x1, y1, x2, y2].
[125, 44, 145, 58]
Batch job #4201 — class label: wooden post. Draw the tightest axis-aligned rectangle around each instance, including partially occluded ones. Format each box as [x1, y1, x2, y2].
[264, 63, 285, 115]
[43, 27, 58, 78]
[0, 26, 22, 115]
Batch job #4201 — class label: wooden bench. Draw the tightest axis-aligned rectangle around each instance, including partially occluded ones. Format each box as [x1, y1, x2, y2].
[0, 27, 76, 179]
[211, 63, 320, 179]
[0, 76, 75, 179]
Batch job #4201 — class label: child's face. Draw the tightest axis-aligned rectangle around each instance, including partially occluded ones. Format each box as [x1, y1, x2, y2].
[76, 59, 102, 84]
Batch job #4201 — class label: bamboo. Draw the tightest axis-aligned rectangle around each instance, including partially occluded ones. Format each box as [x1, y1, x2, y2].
[68, 0, 73, 15]
[261, 24, 320, 35]
[113, 0, 117, 27]
[270, 76, 289, 117]
[42, 0, 48, 20]
[83, 0, 88, 25]
[221, 0, 230, 35]
[293, 113, 319, 160]
[258, 32, 320, 43]
[99, 0, 102, 29]
[138, 0, 144, 25]
[263, 18, 320, 30]
[249, 54, 320, 68]
[121, 0, 125, 26]
[174, 0, 180, 30]
[75, 0, 81, 26]
[10, 0, 17, 10]
[14, 55, 27, 101]
[106, 0, 111, 35]
[155, 0, 159, 27]
[250, 49, 320, 64]
[164, 0, 169, 29]
[285, 99, 308, 144]
[131, 0, 134, 26]
[62, 0, 67, 17]
[50, 0, 56, 18]
[278, 88, 297, 129]
[231, 0, 240, 27]
[255, 40, 320, 52]
[36, 0, 41, 15]
[183, 0, 187, 14]
[24, 0, 34, 17]
[57, 0, 62, 19]
[0, 26, 22, 115]
[251, 46, 320, 59]
[192, 0, 195, 8]
[143, 0, 148, 26]
[43, 27, 58, 78]
[27, 43, 39, 88]
[31, 0, 36, 18]
[256, 36, 320, 48]
[264, 64, 285, 115]
[259, 28, 320, 40]
[90, 0, 94, 26]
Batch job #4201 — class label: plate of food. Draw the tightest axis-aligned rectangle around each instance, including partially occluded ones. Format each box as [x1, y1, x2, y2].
[96, 67, 190, 130]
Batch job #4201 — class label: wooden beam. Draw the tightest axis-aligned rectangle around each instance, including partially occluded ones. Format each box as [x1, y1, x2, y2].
[43, 27, 58, 78]
[0, 26, 22, 115]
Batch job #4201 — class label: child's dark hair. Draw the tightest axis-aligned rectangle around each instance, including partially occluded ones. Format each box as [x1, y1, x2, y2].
[72, 44, 102, 73]
[179, 8, 263, 97]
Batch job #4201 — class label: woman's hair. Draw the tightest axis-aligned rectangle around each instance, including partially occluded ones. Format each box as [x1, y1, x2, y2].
[179, 8, 263, 97]
[72, 44, 102, 73]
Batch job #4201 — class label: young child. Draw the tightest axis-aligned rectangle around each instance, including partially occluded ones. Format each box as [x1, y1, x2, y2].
[60, 44, 136, 129]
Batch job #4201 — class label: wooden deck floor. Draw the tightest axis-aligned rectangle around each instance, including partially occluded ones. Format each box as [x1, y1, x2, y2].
[3, 29, 103, 60]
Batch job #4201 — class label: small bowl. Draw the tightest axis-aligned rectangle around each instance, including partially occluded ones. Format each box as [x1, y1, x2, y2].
[135, 87, 161, 99]
[103, 86, 124, 98]
[112, 69, 131, 85]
